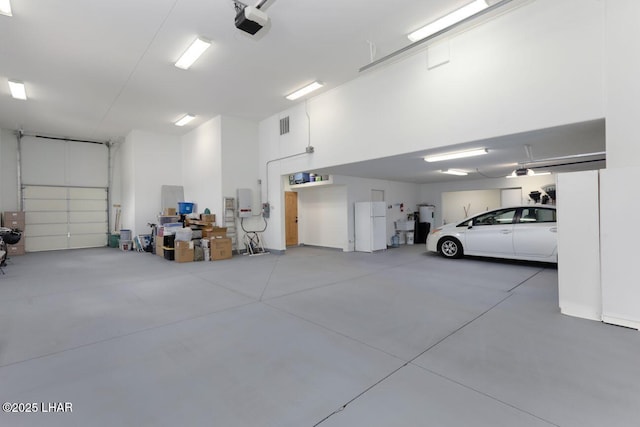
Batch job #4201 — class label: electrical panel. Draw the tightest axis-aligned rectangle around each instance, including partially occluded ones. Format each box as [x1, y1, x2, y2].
[237, 188, 252, 218]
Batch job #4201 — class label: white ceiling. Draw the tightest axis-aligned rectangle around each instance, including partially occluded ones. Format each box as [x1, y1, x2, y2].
[0, 0, 606, 182]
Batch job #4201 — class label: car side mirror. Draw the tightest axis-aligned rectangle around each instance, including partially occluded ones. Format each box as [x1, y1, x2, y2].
[467, 220, 473, 229]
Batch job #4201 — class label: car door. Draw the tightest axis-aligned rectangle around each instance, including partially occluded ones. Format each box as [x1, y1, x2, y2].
[513, 207, 557, 258]
[464, 208, 517, 256]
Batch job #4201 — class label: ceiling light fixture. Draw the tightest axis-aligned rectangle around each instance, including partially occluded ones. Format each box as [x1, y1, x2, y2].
[8, 80, 27, 100]
[506, 169, 551, 178]
[424, 148, 488, 163]
[0, 0, 12, 16]
[441, 169, 468, 176]
[175, 37, 211, 70]
[408, 0, 488, 42]
[285, 81, 324, 101]
[174, 114, 196, 127]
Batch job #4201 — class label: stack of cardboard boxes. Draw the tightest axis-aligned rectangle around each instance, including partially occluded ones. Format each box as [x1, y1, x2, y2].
[2, 211, 25, 256]
[156, 211, 233, 262]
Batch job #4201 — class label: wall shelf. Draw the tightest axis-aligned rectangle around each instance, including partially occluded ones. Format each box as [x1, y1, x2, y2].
[290, 176, 334, 189]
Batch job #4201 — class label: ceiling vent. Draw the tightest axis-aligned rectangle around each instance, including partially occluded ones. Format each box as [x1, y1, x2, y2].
[279, 116, 290, 135]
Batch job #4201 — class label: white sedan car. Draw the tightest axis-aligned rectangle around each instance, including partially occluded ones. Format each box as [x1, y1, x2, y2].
[426, 205, 557, 263]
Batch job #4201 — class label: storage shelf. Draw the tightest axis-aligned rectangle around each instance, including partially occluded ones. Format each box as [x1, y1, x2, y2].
[290, 176, 334, 189]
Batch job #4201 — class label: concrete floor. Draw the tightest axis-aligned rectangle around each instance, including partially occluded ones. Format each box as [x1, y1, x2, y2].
[0, 245, 639, 426]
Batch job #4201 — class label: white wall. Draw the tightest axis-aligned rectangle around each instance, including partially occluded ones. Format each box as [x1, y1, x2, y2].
[600, 167, 640, 329]
[605, 0, 640, 168]
[108, 138, 124, 234]
[0, 129, 19, 213]
[180, 115, 260, 249]
[118, 134, 135, 235]
[420, 175, 555, 227]
[556, 170, 601, 321]
[297, 185, 347, 250]
[341, 175, 419, 251]
[286, 175, 418, 252]
[220, 116, 261, 245]
[597, 0, 640, 329]
[181, 116, 222, 221]
[259, 0, 604, 250]
[442, 189, 501, 225]
[119, 130, 182, 236]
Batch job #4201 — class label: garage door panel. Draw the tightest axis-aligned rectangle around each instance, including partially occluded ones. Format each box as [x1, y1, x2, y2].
[21, 138, 66, 186]
[70, 234, 107, 249]
[69, 199, 106, 211]
[69, 211, 107, 223]
[65, 142, 108, 188]
[23, 186, 67, 199]
[25, 223, 68, 237]
[69, 223, 107, 234]
[68, 187, 107, 199]
[24, 199, 68, 211]
[25, 236, 70, 252]
[23, 184, 108, 252]
[26, 211, 68, 224]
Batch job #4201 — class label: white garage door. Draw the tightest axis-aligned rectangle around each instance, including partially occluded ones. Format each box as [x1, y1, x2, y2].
[23, 186, 108, 251]
[20, 136, 109, 252]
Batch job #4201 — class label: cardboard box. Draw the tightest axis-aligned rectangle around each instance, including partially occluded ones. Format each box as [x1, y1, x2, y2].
[175, 240, 194, 263]
[3, 218, 25, 229]
[6, 242, 25, 256]
[200, 214, 216, 223]
[3, 211, 25, 221]
[164, 208, 177, 216]
[210, 237, 232, 260]
[203, 227, 227, 239]
[3, 211, 25, 228]
[155, 237, 164, 257]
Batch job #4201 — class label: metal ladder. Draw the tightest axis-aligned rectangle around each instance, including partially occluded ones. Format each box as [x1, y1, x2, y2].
[223, 197, 238, 253]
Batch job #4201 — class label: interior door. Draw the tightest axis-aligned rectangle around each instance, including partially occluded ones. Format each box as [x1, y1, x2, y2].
[285, 191, 298, 246]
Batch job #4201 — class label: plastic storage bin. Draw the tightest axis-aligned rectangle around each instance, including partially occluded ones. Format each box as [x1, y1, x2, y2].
[120, 229, 132, 241]
[177, 202, 194, 214]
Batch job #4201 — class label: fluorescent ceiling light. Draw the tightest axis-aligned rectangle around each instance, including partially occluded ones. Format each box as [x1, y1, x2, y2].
[0, 0, 12, 16]
[175, 37, 211, 70]
[408, 0, 488, 42]
[441, 169, 468, 176]
[175, 114, 195, 127]
[424, 148, 488, 162]
[506, 169, 551, 178]
[8, 80, 27, 100]
[286, 81, 324, 101]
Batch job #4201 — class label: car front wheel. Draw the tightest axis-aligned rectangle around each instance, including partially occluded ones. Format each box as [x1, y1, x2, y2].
[439, 237, 463, 259]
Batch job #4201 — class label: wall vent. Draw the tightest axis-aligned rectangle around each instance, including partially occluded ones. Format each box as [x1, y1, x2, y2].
[279, 116, 290, 135]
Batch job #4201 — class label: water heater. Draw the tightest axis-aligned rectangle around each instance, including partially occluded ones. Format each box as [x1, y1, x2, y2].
[237, 188, 252, 218]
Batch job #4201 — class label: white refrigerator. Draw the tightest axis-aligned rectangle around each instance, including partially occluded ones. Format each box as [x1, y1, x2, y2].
[355, 201, 387, 252]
